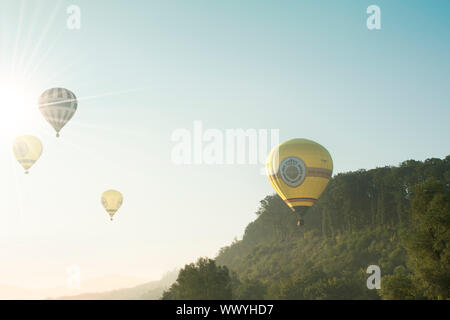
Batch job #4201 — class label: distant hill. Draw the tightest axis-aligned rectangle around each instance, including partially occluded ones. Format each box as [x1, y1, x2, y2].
[0, 284, 39, 300]
[54, 270, 178, 300]
[0, 275, 153, 300]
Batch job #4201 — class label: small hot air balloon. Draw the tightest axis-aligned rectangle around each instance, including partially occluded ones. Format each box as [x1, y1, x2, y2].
[266, 139, 333, 227]
[13, 135, 43, 174]
[38, 88, 77, 137]
[101, 190, 123, 221]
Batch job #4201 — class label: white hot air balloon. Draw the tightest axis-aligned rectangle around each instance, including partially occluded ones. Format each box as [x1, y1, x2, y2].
[38, 88, 77, 137]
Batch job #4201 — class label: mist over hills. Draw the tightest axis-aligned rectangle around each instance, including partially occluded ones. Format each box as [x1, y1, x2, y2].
[53, 270, 178, 300]
[0, 275, 151, 300]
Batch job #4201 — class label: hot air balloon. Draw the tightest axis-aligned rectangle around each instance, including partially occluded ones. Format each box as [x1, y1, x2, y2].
[266, 139, 333, 227]
[38, 88, 77, 137]
[101, 190, 123, 221]
[13, 135, 43, 174]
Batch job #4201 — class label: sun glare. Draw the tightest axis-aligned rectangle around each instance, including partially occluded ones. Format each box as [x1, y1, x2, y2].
[0, 81, 35, 137]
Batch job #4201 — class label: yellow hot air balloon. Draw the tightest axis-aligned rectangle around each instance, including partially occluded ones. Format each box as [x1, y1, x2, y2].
[12, 135, 43, 174]
[266, 139, 333, 226]
[101, 190, 123, 221]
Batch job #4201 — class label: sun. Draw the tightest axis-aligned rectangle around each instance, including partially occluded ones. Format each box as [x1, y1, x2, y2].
[0, 81, 36, 137]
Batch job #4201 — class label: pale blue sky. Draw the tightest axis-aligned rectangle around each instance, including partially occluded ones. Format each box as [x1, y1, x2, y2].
[0, 0, 448, 291]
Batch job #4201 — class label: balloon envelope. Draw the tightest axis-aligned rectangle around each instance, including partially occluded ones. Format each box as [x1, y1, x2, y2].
[266, 139, 333, 212]
[101, 190, 123, 220]
[38, 88, 77, 137]
[13, 135, 43, 173]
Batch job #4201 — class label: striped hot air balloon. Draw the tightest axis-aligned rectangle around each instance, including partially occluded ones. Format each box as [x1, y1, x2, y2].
[38, 88, 77, 137]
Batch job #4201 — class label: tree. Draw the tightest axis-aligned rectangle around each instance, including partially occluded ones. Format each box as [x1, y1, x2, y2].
[379, 274, 418, 300]
[403, 178, 450, 299]
[162, 258, 232, 300]
[234, 278, 267, 300]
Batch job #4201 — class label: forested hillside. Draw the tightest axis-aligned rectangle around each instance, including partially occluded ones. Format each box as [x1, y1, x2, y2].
[215, 156, 449, 299]
[163, 156, 449, 300]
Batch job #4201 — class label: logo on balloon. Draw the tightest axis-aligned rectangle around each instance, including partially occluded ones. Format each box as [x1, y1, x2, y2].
[279, 157, 306, 187]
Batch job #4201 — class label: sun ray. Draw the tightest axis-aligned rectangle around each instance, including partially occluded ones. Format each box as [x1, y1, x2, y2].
[10, 0, 26, 76]
[16, 1, 44, 75]
[25, 27, 66, 82]
[22, 0, 63, 77]
[39, 52, 89, 87]
[0, 2, 12, 73]
[34, 86, 147, 110]
[75, 87, 148, 104]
